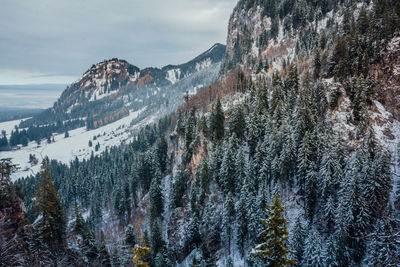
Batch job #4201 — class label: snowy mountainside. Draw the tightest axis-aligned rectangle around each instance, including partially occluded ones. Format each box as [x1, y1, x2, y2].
[20, 43, 226, 129]
[0, 52, 223, 181]
[4, 0, 400, 266]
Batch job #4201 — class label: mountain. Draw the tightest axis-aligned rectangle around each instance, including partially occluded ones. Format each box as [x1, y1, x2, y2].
[20, 43, 225, 129]
[4, 0, 400, 266]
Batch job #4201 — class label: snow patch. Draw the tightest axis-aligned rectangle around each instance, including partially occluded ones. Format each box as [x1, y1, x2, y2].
[166, 69, 181, 84]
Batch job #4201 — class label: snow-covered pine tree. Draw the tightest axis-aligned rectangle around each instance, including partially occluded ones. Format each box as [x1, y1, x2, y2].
[289, 217, 307, 263]
[221, 192, 235, 255]
[150, 171, 164, 222]
[236, 176, 250, 255]
[229, 104, 246, 139]
[302, 229, 325, 267]
[324, 235, 339, 267]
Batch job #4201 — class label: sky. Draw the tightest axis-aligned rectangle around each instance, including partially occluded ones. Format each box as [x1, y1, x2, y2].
[0, 0, 238, 86]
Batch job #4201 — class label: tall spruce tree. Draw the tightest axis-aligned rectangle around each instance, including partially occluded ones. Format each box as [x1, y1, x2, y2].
[34, 157, 66, 252]
[210, 97, 225, 140]
[250, 194, 296, 266]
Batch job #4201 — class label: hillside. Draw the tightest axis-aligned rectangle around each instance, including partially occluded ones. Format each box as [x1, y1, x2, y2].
[19, 43, 226, 130]
[2, 0, 400, 266]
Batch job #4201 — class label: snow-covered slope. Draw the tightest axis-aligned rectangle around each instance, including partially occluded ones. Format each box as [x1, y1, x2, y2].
[1, 108, 148, 181]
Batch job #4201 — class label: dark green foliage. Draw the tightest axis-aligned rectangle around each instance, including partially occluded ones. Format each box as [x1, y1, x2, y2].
[157, 135, 168, 173]
[209, 97, 225, 140]
[170, 165, 188, 209]
[34, 157, 66, 252]
[229, 105, 246, 139]
[150, 172, 164, 222]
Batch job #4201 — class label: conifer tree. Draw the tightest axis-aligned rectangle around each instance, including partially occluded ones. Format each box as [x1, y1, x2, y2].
[289, 217, 306, 263]
[210, 97, 225, 140]
[156, 135, 168, 173]
[314, 48, 322, 80]
[34, 157, 66, 251]
[302, 229, 324, 267]
[125, 224, 137, 247]
[324, 235, 339, 267]
[150, 171, 164, 222]
[229, 105, 246, 139]
[150, 222, 165, 259]
[236, 177, 250, 255]
[221, 192, 235, 255]
[220, 135, 238, 195]
[250, 194, 296, 266]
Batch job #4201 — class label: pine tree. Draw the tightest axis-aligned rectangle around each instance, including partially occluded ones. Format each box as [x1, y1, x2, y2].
[221, 192, 235, 255]
[34, 157, 66, 251]
[125, 224, 137, 247]
[319, 133, 342, 201]
[170, 165, 187, 209]
[302, 229, 324, 267]
[314, 49, 322, 80]
[150, 171, 164, 222]
[156, 135, 168, 173]
[73, 203, 100, 263]
[187, 212, 201, 249]
[324, 235, 339, 267]
[210, 97, 225, 140]
[150, 222, 165, 258]
[220, 135, 238, 195]
[250, 194, 296, 266]
[198, 157, 209, 201]
[229, 105, 246, 139]
[289, 217, 307, 263]
[236, 177, 250, 255]
[363, 218, 400, 266]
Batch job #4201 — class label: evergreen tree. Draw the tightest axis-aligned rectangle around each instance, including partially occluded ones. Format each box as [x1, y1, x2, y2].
[150, 171, 164, 222]
[170, 165, 187, 209]
[125, 224, 137, 247]
[363, 218, 400, 266]
[220, 135, 238, 195]
[289, 217, 307, 263]
[150, 222, 165, 258]
[210, 97, 225, 140]
[221, 192, 235, 255]
[314, 48, 322, 80]
[229, 105, 246, 139]
[250, 194, 296, 266]
[324, 235, 339, 267]
[156, 135, 168, 173]
[302, 229, 324, 267]
[34, 157, 66, 251]
[187, 212, 201, 249]
[236, 176, 250, 255]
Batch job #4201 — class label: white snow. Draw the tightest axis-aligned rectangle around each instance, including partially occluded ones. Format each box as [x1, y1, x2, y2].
[166, 69, 181, 84]
[0, 118, 30, 138]
[1, 108, 146, 181]
[195, 58, 212, 71]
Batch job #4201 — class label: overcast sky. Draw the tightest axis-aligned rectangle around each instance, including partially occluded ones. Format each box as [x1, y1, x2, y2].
[0, 0, 237, 85]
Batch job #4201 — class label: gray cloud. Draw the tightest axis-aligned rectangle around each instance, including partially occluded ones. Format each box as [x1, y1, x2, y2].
[0, 0, 237, 85]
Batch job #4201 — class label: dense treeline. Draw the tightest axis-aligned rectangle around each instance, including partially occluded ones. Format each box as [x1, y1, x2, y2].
[224, 0, 400, 74]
